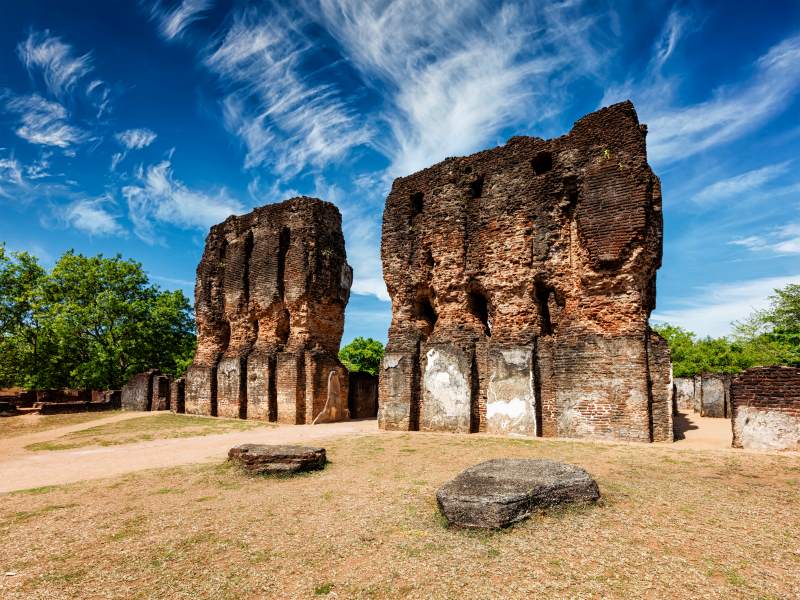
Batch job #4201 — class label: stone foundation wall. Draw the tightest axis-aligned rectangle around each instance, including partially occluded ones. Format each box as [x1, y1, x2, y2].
[379, 101, 669, 442]
[673, 377, 695, 412]
[121, 371, 157, 411]
[731, 366, 800, 450]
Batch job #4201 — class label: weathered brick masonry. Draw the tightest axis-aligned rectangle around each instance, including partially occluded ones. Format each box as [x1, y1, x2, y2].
[185, 197, 352, 423]
[731, 366, 800, 450]
[379, 101, 671, 442]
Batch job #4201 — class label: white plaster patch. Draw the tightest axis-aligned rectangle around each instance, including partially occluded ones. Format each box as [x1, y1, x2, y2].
[735, 406, 800, 450]
[383, 355, 402, 369]
[423, 348, 469, 419]
[487, 398, 527, 419]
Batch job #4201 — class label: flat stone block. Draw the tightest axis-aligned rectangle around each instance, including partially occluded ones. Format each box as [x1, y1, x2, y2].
[228, 444, 326, 475]
[436, 458, 600, 528]
[217, 357, 246, 419]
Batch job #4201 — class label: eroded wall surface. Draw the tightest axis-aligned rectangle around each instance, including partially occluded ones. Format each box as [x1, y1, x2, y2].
[731, 366, 800, 450]
[379, 101, 670, 442]
[185, 197, 352, 423]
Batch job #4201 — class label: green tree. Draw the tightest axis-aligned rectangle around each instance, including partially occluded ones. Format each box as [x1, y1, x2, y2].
[734, 283, 800, 366]
[0, 245, 51, 387]
[0, 247, 196, 389]
[339, 337, 384, 375]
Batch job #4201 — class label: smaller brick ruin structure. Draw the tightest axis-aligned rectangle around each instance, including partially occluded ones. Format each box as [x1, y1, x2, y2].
[185, 197, 352, 424]
[379, 101, 671, 442]
[731, 366, 800, 450]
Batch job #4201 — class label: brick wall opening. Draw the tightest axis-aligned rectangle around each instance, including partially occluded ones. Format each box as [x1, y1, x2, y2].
[531, 151, 553, 176]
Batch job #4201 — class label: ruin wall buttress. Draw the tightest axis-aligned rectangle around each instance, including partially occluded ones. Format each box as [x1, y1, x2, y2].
[379, 101, 671, 442]
[185, 197, 352, 423]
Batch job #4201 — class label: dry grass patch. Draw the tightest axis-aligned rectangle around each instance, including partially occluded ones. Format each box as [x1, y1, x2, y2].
[0, 433, 798, 599]
[0, 410, 123, 438]
[24, 413, 272, 451]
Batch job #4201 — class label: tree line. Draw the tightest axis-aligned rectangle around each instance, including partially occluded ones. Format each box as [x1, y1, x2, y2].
[653, 284, 800, 377]
[0, 245, 195, 390]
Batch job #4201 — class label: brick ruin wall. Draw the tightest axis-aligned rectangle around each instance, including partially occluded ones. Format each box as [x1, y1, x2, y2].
[184, 197, 352, 423]
[731, 366, 800, 450]
[379, 101, 672, 442]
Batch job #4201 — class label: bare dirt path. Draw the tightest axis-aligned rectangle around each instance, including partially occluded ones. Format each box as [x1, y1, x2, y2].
[670, 410, 733, 450]
[1, 411, 151, 454]
[0, 416, 378, 493]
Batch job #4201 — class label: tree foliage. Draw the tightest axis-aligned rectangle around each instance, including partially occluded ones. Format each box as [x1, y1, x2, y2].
[0, 245, 195, 390]
[339, 336, 384, 376]
[653, 283, 800, 377]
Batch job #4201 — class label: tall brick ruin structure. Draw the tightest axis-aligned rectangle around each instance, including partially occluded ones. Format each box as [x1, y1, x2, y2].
[379, 101, 672, 442]
[184, 197, 352, 424]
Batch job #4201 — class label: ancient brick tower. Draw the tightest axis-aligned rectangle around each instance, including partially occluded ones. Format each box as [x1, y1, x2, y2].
[185, 197, 353, 424]
[379, 101, 672, 442]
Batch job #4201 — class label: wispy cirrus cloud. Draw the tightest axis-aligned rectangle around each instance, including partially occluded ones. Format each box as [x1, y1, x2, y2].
[122, 158, 243, 244]
[652, 273, 800, 337]
[312, 0, 614, 176]
[59, 195, 124, 236]
[604, 12, 800, 165]
[116, 128, 157, 150]
[5, 94, 87, 148]
[730, 223, 800, 255]
[694, 161, 792, 203]
[152, 0, 214, 41]
[204, 7, 371, 175]
[17, 30, 92, 98]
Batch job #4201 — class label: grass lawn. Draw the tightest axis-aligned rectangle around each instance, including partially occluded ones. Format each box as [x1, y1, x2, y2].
[24, 413, 272, 451]
[0, 411, 123, 438]
[1, 432, 798, 599]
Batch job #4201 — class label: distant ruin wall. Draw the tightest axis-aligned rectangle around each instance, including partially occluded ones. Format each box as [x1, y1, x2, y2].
[348, 372, 378, 419]
[379, 101, 670, 442]
[185, 197, 352, 423]
[731, 366, 800, 450]
[673, 373, 731, 418]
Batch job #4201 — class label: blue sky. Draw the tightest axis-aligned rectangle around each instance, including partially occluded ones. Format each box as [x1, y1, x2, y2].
[1, 0, 799, 343]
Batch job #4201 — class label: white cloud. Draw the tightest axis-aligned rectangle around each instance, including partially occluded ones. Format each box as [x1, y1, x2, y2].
[152, 0, 214, 41]
[652, 274, 800, 338]
[17, 30, 92, 98]
[122, 159, 244, 244]
[5, 94, 87, 148]
[60, 196, 124, 236]
[695, 161, 792, 203]
[731, 223, 800, 256]
[115, 128, 157, 150]
[312, 0, 610, 176]
[607, 20, 800, 165]
[204, 8, 370, 174]
[0, 157, 24, 186]
[110, 152, 125, 172]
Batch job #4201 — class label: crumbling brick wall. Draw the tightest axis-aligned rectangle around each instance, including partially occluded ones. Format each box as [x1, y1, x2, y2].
[185, 197, 352, 423]
[379, 101, 671, 442]
[731, 366, 800, 450]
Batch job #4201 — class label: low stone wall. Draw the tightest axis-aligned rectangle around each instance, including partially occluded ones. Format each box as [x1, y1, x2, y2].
[731, 366, 800, 450]
[672, 373, 731, 418]
[348, 372, 378, 419]
[121, 370, 174, 412]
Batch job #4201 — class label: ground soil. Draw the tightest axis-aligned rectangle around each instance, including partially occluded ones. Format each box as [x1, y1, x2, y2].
[0, 412, 797, 599]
